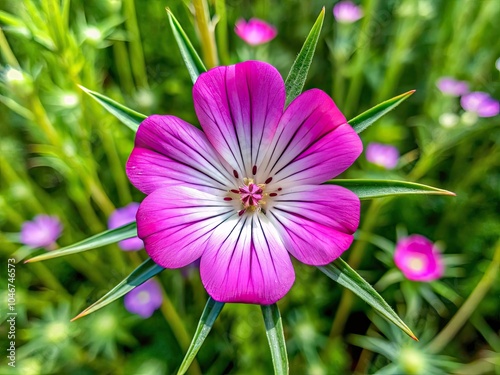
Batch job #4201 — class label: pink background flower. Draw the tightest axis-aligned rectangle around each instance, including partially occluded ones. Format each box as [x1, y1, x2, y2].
[436, 77, 469, 96]
[235, 18, 277, 45]
[108, 203, 144, 251]
[20, 215, 62, 248]
[124, 279, 163, 318]
[394, 235, 444, 282]
[333, 1, 363, 23]
[460, 91, 499, 117]
[127, 61, 362, 304]
[366, 143, 399, 169]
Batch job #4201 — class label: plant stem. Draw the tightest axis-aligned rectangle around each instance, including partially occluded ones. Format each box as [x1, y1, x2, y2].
[0, 27, 20, 68]
[426, 240, 500, 353]
[214, 0, 230, 65]
[123, 0, 149, 88]
[193, 0, 219, 68]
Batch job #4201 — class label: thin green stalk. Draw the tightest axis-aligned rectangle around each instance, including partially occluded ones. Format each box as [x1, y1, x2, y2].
[123, 0, 149, 88]
[112, 42, 135, 95]
[427, 240, 500, 353]
[0, 27, 20, 68]
[30, 262, 70, 299]
[193, 0, 219, 68]
[215, 0, 230, 65]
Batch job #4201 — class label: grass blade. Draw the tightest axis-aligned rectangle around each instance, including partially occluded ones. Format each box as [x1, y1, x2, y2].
[177, 298, 224, 375]
[319, 258, 418, 340]
[329, 179, 456, 199]
[348, 90, 415, 134]
[25, 222, 137, 263]
[284, 7, 325, 106]
[71, 258, 164, 321]
[262, 304, 289, 375]
[79, 85, 146, 132]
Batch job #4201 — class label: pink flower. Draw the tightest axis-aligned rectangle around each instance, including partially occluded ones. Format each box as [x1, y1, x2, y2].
[108, 203, 144, 251]
[235, 18, 277, 46]
[436, 77, 469, 96]
[460, 91, 499, 118]
[333, 1, 363, 23]
[366, 143, 399, 169]
[127, 61, 362, 304]
[20, 215, 62, 248]
[124, 279, 163, 318]
[394, 235, 444, 282]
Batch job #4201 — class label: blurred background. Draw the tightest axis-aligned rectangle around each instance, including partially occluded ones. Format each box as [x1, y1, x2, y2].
[0, 0, 499, 374]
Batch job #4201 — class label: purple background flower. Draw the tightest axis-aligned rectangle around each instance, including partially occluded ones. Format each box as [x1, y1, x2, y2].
[436, 77, 469, 96]
[366, 143, 399, 169]
[126, 61, 362, 304]
[124, 279, 163, 318]
[108, 203, 144, 251]
[333, 1, 363, 23]
[234, 18, 277, 46]
[20, 215, 62, 248]
[394, 235, 444, 282]
[460, 91, 499, 117]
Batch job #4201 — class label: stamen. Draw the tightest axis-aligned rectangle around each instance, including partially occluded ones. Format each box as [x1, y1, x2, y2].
[224, 197, 232, 201]
[277, 188, 282, 191]
[252, 165, 257, 175]
[265, 177, 273, 184]
[238, 209, 245, 216]
[230, 189, 240, 194]
[233, 170, 239, 178]
[269, 193, 277, 197]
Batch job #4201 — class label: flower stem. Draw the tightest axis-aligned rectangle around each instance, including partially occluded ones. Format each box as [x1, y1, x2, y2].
[426, 239, 500, 354]
[192, 0, 219, 68]
[0, 27, 20, 68]
[123, 0, 149, 88]
[214, 0, 230, 65]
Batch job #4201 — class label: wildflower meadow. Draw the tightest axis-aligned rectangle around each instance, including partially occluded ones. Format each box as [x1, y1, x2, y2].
[0, 0, 499, 374]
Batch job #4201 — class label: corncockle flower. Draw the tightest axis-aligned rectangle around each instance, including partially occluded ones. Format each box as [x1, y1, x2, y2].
[366, 143, 399, 169]
[234, 18, 277, 46]
[460, 91, 500, 118]
[108, 203, 144, 251]
[394, 235, 444, 282]
[333, 1, 363, 23]
[124, 279, 163, 318]
[20, 215, 62, 249]
[436, 77, 469, 96]
[127, 60, 362, 304]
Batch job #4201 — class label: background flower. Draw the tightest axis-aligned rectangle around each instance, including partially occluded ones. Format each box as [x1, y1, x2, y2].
[394, 235, 444, 282]
[436, 77, 469, 96]
[460, 91, 500, 117]
[366, 143, 399, 169]
[20, 215, 62, 248]
[234, 18, 277, 45]
[124, 279, 163, 318]
[108, 203, 144, 251]
[333, 1, 363, 23]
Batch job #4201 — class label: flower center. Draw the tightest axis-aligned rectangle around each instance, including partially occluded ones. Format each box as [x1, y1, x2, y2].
[240, 182, 264, 207]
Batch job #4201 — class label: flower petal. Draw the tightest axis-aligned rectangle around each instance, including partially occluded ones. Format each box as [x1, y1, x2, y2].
[193, 61, 286, 178]
[261, 89, 362, 188]
[200, 214, 295, 304]
[267, 185, 359, 265]
[126, 115, 234, 195]
[137, 186, 234, 268]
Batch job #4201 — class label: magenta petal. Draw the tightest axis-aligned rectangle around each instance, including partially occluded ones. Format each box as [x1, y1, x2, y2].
[137, 186, 234, 269]
[268, 185, 359, 265]
[126, 115, 234, 195]
[193, 61, 286, 177]
[200, 215, 295, 304]
[262, 89, 362, 187]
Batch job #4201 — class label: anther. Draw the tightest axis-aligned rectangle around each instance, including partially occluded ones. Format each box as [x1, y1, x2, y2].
[224, 197, 232, 201]
[252, 165, 257, 175]
[269, 193, 277, 197]
[230, 189, 240, 194]
[233, 170, 239, 178]
[265, 177, 273, 184]
[277, 188, 282, 191]
[238, 209, 245, 216]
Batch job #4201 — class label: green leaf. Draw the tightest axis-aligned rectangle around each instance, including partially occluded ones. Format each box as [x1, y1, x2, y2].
[166, 8, 207, 84]
[79, 85, 146, 132]
[25, 222, 137, 263]
[262, 304, 289, 375]
[284, 7, 325, 106]
[71, 258, 164, 321]
[319, 258, 418, 340]
[348, 90, 415, 134]
[177, 298, 224, 375]
[328, 179, 456, 199]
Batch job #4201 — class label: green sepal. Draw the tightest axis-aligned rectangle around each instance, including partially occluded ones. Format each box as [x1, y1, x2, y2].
[166, 8, 207, 84]
[284, 7, 325, 106]
[177, 297, 225, 375]
[79, 85, 146, 132]
[319, 257, 418, 341]
[71, 258, 164, 321]
[262, 304, 289, 375]
[24, 222, 137, 263]
[348, 90, 415, 134]
[329, 179, 455, 199]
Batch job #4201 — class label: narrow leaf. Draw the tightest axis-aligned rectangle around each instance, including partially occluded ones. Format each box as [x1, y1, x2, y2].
[71, 258, 164, 321]
[262, 304, 289, 375]
[177, 298, 225, 375]
[319, 258, 418, 340]
[328, 179, 455, 200]
[284, 7, 325, 106]
[348, 90, 415, 134]
[79, 85, 146, 132]
[166, 8, 207, 84]
[25, 222, 137, 263]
